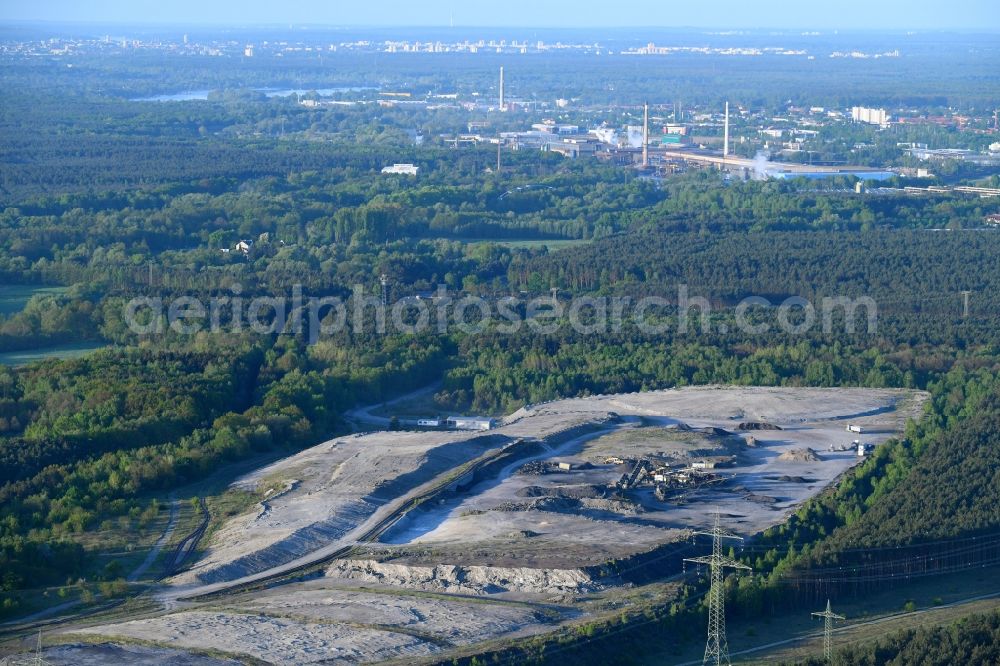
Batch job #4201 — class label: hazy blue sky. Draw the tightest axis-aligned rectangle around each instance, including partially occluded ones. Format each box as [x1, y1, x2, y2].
[2, 0, 999, 30]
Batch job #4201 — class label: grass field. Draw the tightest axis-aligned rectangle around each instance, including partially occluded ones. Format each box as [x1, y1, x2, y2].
[0, 285, 67, 316]
[464, 238, 592, 251]
[0, 342, 106, 366]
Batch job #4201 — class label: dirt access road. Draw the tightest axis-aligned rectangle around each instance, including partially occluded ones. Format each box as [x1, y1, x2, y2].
[344, 382, 441, 429]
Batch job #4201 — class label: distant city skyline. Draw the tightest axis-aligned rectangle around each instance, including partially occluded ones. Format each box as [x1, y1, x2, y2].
[3, 0, 999, 31]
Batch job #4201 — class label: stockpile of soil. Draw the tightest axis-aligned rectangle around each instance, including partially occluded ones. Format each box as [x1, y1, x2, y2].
[777, 448, 822, 462]
[516, 461, 549, 475]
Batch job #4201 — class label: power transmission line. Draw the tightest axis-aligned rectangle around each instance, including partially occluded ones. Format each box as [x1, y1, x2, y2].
[768, 533, 1000, 584]
[684, 511, 752, 666]
[740, 529, 1000, 556]
[812, 599, 845, 662]
[422, 527, 1000, 666]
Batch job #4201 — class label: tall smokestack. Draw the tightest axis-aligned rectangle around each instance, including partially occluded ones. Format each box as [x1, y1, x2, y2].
[499, 66, 505, 111]
[642, 101, 649, 168]
[723, 101, 730, 158]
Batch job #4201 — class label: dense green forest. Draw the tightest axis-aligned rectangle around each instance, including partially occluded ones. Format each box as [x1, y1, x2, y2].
[517, 229, 1000, 297]
[0, 332, 447, 610]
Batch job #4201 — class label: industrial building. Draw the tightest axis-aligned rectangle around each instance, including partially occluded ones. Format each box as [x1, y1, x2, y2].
[531, 121, 580, 135]
[768, 170, 894, 181]
[381, 163, 419, 175]
[546, 137, 601, 158]
[446, 416, 497, 431]
[905, 147, 1000, 166]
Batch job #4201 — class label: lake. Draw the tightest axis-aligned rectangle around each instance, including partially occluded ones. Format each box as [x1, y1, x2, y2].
[133, 86, 376, 102]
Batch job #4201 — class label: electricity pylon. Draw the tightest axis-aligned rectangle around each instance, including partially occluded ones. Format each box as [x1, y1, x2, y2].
[684, 511, 752, 666]
[380, 273, 389, 307]
[2, 630, 52, 666]
[812, 599, 845, 662]
[35, 628, 48, 666]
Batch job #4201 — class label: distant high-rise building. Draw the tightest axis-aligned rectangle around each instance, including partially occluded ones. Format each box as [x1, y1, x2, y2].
[851, 106, 888, 126]
[244, 45, 254, 58]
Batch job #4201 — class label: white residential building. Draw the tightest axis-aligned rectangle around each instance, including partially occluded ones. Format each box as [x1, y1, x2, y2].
[851, 106, 888, 126]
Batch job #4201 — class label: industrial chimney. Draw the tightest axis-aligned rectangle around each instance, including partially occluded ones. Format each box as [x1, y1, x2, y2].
[723, 101, 730, 158]
[642, 101, 649, 168]
[499, 66, 505, 111]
